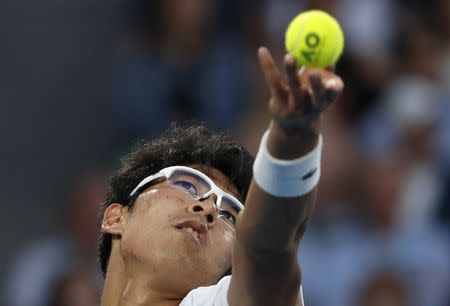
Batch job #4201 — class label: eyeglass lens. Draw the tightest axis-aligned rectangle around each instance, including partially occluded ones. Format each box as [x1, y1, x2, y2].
[167, 169, 242, 227]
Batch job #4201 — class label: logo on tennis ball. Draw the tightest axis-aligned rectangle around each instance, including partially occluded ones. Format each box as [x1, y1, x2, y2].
[301, 32, 320, 63]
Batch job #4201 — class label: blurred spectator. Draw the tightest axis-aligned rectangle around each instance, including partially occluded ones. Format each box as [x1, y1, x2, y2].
[109, 0, 258, 144]
[49, 264, 99, 306]
[3, 172, 105, 306]
[337, 0, 396, 60]
[358, 14, 447, 229]
[433, 0, 450, 39]
[300, 158, 449, 306]
[378, 81, 443, 229]
[315, 105, 362, 226]
[436, 101, 450, 225]
[356, 272, 409, 306]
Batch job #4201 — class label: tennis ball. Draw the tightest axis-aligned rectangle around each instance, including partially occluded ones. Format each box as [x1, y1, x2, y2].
[285, 10, 344, 68]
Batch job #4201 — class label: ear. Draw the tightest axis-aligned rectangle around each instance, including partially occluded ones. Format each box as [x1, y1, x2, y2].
[100, 203, 128, 236]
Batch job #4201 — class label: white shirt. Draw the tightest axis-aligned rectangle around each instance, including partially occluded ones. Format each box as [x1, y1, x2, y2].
[179, 276, 230, 306]
[179, 276, 304, 306]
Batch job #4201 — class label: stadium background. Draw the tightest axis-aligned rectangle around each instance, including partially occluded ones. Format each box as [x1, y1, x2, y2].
[0, 0, 448, 305]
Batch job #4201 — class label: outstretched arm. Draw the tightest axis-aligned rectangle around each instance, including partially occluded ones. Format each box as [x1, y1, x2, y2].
[228, 47, 344, 306]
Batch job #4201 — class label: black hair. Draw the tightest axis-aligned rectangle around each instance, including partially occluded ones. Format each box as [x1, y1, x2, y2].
[98, 123, 253, 277]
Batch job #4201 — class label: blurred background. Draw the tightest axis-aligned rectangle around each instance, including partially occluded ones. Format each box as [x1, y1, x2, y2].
[0, 0, 448, 305]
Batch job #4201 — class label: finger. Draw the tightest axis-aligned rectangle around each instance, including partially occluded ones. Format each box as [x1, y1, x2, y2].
[323, 76, 344, 103]
[283, 54, 302, 107]
[258, 47, 286, 100]
[309, 72, 327, 112]
[312, 73, 344, 112]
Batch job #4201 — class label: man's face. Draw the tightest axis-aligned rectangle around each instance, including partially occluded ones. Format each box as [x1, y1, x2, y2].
[118, 165, 239, 293]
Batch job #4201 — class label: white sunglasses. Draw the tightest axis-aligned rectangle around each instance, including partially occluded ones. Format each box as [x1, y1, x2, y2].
[130, 166, 244, 227]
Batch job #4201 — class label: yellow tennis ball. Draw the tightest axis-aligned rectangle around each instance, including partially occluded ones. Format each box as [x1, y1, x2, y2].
[285, 10, 344, 68]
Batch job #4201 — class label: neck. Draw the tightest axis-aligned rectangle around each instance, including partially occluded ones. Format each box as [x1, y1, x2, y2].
[101, 248, 183, 306]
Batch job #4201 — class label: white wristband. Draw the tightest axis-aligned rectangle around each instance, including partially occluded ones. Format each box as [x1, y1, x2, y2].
[253, 130, 323, 197]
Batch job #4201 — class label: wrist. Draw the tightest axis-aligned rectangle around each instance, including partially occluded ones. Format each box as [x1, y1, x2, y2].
[268, 119, 321, 160]
[253, 129, 323, 197]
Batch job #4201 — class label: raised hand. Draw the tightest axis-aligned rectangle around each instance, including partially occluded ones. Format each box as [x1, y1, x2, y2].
[258, 47, 344, 135]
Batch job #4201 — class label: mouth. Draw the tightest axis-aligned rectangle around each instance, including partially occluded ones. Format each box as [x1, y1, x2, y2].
[175, 220, 208, 247]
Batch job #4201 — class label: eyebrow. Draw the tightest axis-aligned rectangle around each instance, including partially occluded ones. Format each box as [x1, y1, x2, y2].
[190, 165, 241, 200]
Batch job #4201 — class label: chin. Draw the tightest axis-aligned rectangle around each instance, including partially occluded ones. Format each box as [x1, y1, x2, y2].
[168, 254, 220, 287]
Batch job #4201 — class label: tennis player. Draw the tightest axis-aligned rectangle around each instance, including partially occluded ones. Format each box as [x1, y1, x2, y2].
[98, 47, 344, 306]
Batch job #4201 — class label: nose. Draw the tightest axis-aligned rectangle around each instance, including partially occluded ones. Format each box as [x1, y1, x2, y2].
[188, 195, 217, 224]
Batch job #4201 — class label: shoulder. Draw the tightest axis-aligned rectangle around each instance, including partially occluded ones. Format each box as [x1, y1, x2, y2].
[179, 276, 231, 306]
